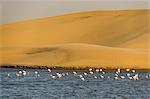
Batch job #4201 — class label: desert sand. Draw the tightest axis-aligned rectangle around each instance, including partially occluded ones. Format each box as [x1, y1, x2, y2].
[0, 9, 150, 69]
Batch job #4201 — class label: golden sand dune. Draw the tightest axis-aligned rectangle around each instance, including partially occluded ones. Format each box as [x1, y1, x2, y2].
[0, 10, 150, 69]
[1, 10, 150, 48]
[1, 44, 150, 69]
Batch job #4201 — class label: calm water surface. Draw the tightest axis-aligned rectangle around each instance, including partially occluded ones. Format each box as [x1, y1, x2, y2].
[0, 68, 150, 99]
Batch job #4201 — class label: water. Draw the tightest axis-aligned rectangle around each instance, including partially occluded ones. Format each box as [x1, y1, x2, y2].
[0, 68, 150, 99]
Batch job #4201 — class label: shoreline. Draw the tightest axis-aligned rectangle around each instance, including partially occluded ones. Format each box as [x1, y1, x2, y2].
[1, 64, 150, 71]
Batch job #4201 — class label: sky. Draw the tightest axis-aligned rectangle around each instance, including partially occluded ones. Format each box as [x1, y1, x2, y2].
[0, 0, 150, 24]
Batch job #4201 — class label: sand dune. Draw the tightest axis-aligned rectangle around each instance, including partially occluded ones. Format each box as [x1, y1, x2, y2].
[0, 10, 150, 69]
[1, 44, 150, 69]
[1, 10, 150, 48]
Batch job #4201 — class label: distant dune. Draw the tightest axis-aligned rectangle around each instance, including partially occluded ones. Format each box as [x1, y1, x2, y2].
[1, 9, 150, 69]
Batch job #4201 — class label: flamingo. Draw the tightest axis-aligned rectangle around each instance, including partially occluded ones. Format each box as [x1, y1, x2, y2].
[80, 77, 85, 81]
[133, 74, 139, 80]
[79, 75, 85, 81]
[120, 76, 125, 79]
[22, 70, 27, 76]
[102, 72, 105, 74]
[93, 75, 97, 79]
[19, 71, 22, 74]
[114, 76, 119, 80]
[117, 68, 121, 73]
[79, 75, 83, 78]
[37, 74, 40, 77]
[73, 71, 77, 75]
[132, 70, 136, 73]
[84, 72, 87, 76]
[107, 76, 110, 79]
[16, 73, 20, 77]
[96, 69, 99, 72]
[126, 68, 130, 72]
[48, 69, 51, 72]
[146, 75, 149, 79]
[128, 76, 133, 80]
[100, 75, 104, 79]
[89, 71, 94, 75]
[50, 75, 55, 79]
[100, 69, 103, 72]
[115, 74, 119, 77]
[7, 74, 10, 77]
[127, 73, 130, 77]
[89, 68, 92, 71]
[35, 71, 38, 75]
[56, 73, 62, 79]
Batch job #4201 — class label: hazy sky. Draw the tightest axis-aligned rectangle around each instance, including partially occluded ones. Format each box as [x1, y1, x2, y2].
[1, 0, 150, 24]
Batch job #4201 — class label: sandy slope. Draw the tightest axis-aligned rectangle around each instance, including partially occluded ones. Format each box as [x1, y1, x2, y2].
[1, 10, 150, 48]
[1, 44, 150, 69]
[0, 10, 150, 69]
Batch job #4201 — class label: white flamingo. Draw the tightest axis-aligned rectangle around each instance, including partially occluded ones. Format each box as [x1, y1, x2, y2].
[79, 75, 85, 81]
[50, 75, 55, 79]
[79, 75, 83, 78]
[73, 71, 77, 75]
[22, 70, 27, 76]
[100, 69, 103, 72]
[19, 71, 22, 74]
[117, 68, 121, 73]
[35, 71, 38, 74]
[114, 76, 119, 80]
[37, 74, 40, 77]
[96, 69, 99, 72]
[132, 70, 136, 73]
[126, 68, 130, 72]
[7, 74, 10, 77]
[89, 68, 92, 71]
[128, 76, 133, 80]
[127, 73, 130, 77]
[146, 75, 149, 79]
[48, 69, 51, 72]
[56, 73, 62, 79]
[133, 74, 139, 80]
[115, 74, 119, 77]
[16, 73, 20, 77]
[89, 71, 94, 75]
[80, 77, 85, 81]
[84, 72, 87, 76]
[93, 75, 97, 79]
[102, 72, 105, 74]
[120, 76, 125, 79]
[100, 75, 104, 79]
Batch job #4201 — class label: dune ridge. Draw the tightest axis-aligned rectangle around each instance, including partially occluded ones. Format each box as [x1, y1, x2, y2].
[0, 9, 150, 69]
